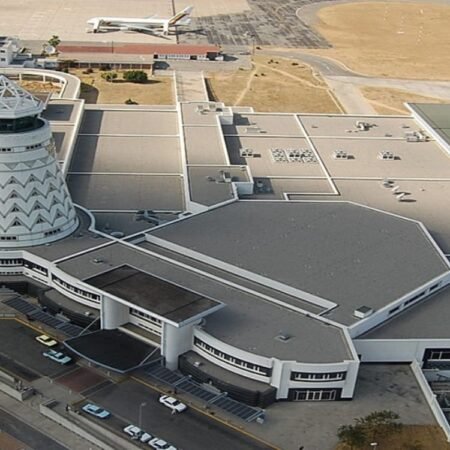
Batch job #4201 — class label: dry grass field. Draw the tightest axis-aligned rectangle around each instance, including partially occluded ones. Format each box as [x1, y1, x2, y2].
[312, 2, 450, 80]
[360, 86, 448, 115]
[18, 80, 61, 94]
[207, 56, 342, 113]
[335, 424, 450, 450]
[70, 69, 174, 105]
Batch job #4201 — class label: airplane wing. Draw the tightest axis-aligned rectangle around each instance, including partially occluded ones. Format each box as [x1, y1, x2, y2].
[119, 24, 170, 38]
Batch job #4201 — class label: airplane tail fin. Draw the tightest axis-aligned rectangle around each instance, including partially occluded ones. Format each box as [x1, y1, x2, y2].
[169, 6, 194, 25]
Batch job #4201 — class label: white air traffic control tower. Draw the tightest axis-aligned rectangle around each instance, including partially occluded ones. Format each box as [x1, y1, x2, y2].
[0, 76, 78, 247]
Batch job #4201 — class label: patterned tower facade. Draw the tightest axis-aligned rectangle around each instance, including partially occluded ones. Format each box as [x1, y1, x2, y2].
[0, 76, 78, 247]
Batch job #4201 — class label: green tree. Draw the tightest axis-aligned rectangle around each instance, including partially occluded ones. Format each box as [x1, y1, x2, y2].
[47, 35, 61, 49]
[123, 70, 148, 83]
[356, 410, 402, 441]
[101, 71, 118, 83]
[337, 424, 367, 449]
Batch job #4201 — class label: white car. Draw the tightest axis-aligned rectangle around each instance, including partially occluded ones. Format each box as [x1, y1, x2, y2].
[149, 437, 177, 450]
[158, 395, 187, 413]
[36, 334, 58, 347]
[140, 432, 153, 443]
[82, 403, 110, 419]
[123, 425, 142, 439]
[42, 349, 72, 365]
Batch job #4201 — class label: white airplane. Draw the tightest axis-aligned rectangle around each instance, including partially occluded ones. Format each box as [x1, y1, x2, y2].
[86, 6, 193, 35]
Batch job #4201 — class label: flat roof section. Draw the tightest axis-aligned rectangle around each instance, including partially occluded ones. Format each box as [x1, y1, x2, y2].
[67, 174, 184, 211]
[80, 109, 178, 136]
[93, 212, 173, 236]
[188, 165, 248, 206]
[225, 136, 325, 177]
[86, 265, 221, 323]
[203, 289, 352, 363]
[409, 103, 450, 147]
[243, 177, 334, 200]
[70, 136, 181, 174]
[64, 329, 160, 373]
[312, 138, 450, 179]
[27, 208, 111, 262]
[43, 100, 82, 123]
[180, 103, 220, 126]
[223, 113, 303, 136]
[359, 286, 450, 340]
[298, 115, 422, 139]
[52, 127, 71, 162]
[184, 126, 228, 165]
[294, 179, 450, 256]
[150, 201, 449, 324]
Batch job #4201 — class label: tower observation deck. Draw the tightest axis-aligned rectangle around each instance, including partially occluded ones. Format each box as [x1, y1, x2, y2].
[0, 76, 78, 247]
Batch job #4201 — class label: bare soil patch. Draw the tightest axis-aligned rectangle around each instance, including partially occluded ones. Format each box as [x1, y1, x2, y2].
[361, 86, 448, 115]
[207, 55, 341, 113]
[312, 2, 450, 80]
[18, 81, 61, 94]
[336, 424, 450, 450]
[70, 69, 174, 105]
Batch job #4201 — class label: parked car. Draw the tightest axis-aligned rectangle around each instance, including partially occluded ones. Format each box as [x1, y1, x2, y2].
[123, 424, 143, 439]
[35, 334, 58, 347]
[158, 395, 187, 413]
[149, 437, 177, 450]
[140, 432, 153, 443]
[42, 349, 72, 365]
[81, 403, 110, 419]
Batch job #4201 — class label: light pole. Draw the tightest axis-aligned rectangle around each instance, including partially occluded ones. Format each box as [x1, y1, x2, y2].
[370, 443, 378, 450]
[244, 32, 256, 57]
[138, 402, 147, 429]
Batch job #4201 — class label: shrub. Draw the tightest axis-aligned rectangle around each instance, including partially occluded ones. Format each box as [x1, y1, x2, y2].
[123, 70, 148, 83]
[101, 71, 118, 83]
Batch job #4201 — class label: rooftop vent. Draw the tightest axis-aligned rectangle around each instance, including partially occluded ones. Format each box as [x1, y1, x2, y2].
[275, 332, 292, 342]
[353, 306, 374, 319]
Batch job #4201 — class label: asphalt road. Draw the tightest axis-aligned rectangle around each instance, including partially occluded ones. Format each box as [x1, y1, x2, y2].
[258, 49, 357, 77]
[88, 379, 270, 450]
[0, 319, 75, 380]
[0, 408, 68, 450]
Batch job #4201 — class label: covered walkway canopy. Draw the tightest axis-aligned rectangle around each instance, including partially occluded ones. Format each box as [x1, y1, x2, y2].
[64, 329, 160, 373]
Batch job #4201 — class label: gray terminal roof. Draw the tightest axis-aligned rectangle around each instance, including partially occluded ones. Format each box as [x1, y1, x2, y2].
[409, 103, 450, 147]
[358, 286, 450, 340]
[85, 264, 221, 324]
[149, 201, 449, 325]
[56, 241, 352, 363]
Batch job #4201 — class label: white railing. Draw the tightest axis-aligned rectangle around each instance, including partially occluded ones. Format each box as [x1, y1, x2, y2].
[411, 359, 450, 441]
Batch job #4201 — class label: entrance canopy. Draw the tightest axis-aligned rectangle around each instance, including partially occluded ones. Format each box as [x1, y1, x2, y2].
[64, 329, 160, 373]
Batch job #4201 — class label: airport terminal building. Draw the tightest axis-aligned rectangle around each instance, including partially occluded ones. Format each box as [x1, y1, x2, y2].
[0, 73, 450, 408]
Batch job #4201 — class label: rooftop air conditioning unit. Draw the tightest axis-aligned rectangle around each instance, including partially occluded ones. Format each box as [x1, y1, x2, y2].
[353, 306, 374, 319]
[194, 361, 202, 367]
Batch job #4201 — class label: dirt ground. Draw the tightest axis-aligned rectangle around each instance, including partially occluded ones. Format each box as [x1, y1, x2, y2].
[335, 424, 450, 450]
[311, 2, 450, 80]
[70, 69, 174, 105]
[360, 86, 448, 115]
[17, 80, 61, 94]
[207, 55, 342, 113]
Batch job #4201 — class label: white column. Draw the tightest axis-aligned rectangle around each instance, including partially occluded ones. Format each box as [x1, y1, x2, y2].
[101, 297, 129, 329]
[162, 322, 195, 370]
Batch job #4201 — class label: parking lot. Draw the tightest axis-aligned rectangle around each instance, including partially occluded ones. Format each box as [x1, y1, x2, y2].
[0, 318, 75, 381]
[86, 378, 271, 450]
[0, 313, 272, 450]
[177, 0, 330, 48]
